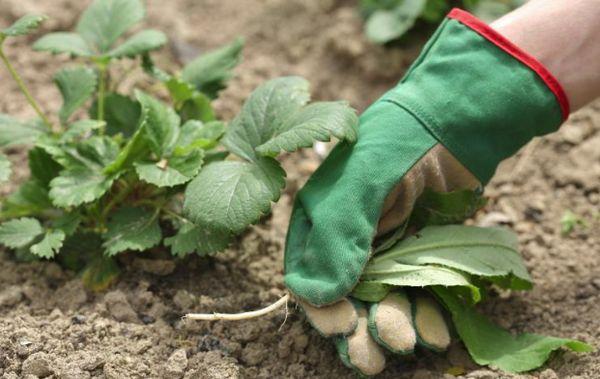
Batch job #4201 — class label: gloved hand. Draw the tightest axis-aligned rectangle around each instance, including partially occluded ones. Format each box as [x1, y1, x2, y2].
[284, 8, 568, 376]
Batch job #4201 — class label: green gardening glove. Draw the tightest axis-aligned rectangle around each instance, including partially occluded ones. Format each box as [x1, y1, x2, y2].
[284, 8, 569, 376]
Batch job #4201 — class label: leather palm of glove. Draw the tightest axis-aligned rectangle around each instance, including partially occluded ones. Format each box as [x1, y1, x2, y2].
[284, 8, 568, 377]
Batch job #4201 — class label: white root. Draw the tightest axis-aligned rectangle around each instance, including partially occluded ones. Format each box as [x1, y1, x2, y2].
[184, 294, 290, 321]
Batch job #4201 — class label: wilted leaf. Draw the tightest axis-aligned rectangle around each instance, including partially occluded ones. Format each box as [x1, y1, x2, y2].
[54, 66, 97, 124]
[102, 207, 161, 256]
[81, 255, 120, 291]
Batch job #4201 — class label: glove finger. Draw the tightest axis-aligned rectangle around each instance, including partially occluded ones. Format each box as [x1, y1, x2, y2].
[413, 296, 451, 352]
[367, 291, 417, 354]
[299, 298, 358, 337]
[336, 306, 386, 377]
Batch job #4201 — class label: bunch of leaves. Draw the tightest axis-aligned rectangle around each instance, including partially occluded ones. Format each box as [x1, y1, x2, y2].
[359, 0, 525, 44]
[353, 190, 592, 372]
[0, 0, 359, 290]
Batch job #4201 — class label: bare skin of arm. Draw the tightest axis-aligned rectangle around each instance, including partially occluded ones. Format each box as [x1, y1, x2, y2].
[491, 0, 600, 111]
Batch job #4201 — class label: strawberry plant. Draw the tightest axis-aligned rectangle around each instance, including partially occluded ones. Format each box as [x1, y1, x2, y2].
[360, 0, 525, 44]
[0, 0, 358, 289]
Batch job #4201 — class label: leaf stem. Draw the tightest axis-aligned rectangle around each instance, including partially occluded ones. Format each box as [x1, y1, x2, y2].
[184, 294, 289, 321]
[95, 60, 109, 129]
[0, 40, 53, 131]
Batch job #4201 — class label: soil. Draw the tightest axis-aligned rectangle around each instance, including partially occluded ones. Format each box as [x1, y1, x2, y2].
[0, 0, 599, 378]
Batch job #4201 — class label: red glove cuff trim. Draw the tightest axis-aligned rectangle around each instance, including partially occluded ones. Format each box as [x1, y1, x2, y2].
[448, 8, 570, 120]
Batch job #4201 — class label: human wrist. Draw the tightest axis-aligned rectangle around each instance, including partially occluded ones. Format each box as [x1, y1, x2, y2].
[491, 0, 600, 111]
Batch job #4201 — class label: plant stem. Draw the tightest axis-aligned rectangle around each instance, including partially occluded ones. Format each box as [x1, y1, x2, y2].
[0, 41, 53, 131]
[98, 63, 107, 121]
[184, 294, 289, 321]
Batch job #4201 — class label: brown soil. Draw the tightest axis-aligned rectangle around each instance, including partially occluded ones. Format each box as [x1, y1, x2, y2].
[0, 0, 599, 378]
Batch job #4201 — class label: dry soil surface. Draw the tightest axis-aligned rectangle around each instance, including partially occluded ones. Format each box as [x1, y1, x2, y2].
[0, 0, 598, 378]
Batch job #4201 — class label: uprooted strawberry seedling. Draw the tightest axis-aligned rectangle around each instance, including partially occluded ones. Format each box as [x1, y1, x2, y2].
[352, 190, 592, 373]
[360, 0, 524, 44]
[0, 0, 358, 290]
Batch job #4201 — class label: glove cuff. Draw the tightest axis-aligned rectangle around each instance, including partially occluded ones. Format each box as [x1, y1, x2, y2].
[382, 8, 568, 184]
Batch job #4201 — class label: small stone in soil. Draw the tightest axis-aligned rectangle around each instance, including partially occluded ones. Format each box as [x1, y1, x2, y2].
[0, 285, 23, 307]
[72, 314, 86, 324]
[21, 352, 53, 378]
[164, 349, 188, 379]
[140, 314, 155, 324]
[104, 290, 140, 324]
[197, 335, 223, 353]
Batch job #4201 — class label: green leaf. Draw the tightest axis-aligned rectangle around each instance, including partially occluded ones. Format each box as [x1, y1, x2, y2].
[59, 231, 102, 271]
[90, 93, 141, 137]
[222, 76, 310, 161]
[1, 180, 51, 218]
[28, 147, 62, 186]
[255, 101, 358, 156]
[181, 37, 244, 98]
[0, 153, 11, 182]
[176, 120, 225, 151]
[421, 0, 449, 23]
[134, 148, 204, 187]
[103, 207, 161, 256]
[0, 114, 46, 147]
[164, 221, 231, 257]
[33, 32, 94, 57]
[61, 120, 105, 142]
[1, 14, 47, 37]
[135, 90, 180, 157]
[81, 255, 120, 291]
[351, 281, 391, 302]
[0, 218, 43, 248]
[52, 213, 82, 236]
[369, 225, 532, 289]
[179, 92, 216, 123]
[76, 0, 145, 53]
[184, 157, 285, 234]
[103, 119, 148, 174]
[108, 29, 167, 58]
[560, 210, 585, 236]
[365, 0, 427, 44]
[49, 167, 116, 207]
[54, 66, 97, 124]
[30, 229, 65, 259]
[362, 261, 481, 302]
[411, 189, 487, 227]
[434, 287, 593, 373]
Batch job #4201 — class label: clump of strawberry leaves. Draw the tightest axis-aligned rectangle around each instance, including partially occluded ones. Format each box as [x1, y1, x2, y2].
[0, 0, 358, 290]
